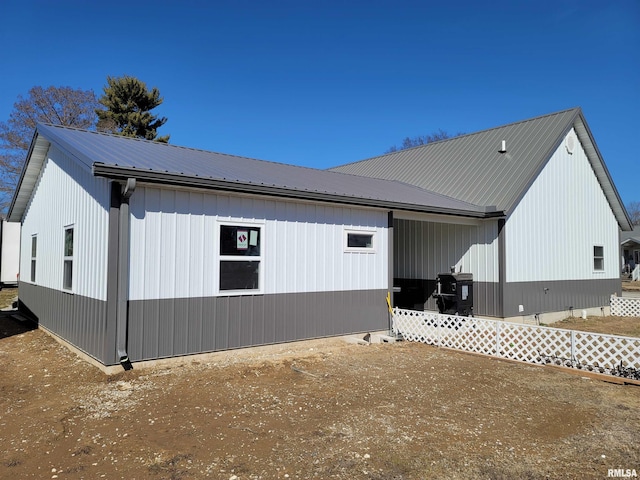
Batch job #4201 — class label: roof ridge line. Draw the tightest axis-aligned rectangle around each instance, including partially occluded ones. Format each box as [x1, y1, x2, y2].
[332, 106, 582, 168]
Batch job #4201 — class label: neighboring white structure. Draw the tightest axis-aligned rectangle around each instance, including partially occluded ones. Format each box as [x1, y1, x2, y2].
[621, 227, 640, 280]
[0, 220, 21, 288]
[7, 108, 632, 368]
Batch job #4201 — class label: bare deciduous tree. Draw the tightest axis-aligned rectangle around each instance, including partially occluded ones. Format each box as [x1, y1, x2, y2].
[0, 86, 100, 211]
[385, 129, 464, 153]
[627, 201, 640, 226]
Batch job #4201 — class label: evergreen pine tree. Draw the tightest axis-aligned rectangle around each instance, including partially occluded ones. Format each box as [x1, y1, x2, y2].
[96, 75, 169, 142]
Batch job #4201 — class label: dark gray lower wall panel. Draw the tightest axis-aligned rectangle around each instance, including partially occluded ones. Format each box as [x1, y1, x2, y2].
[503, 278, 622, 318]
[475, 282, 502, 317]
[390, 277, 620, 319]
[127, 289, 389, 362]
[18, 282, 110, 363]
[392, 278, 501, 317]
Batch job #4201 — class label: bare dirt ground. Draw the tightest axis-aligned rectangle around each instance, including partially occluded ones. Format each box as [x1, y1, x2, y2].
[1, 288, 639, 480]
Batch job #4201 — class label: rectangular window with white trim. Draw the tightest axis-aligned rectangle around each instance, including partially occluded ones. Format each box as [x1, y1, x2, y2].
[30, 235, 37, 282]
[218, 223, 263, 294]
[63, 226, 74, 290]
[344, 229, 376, 253]
[593, 245, 604, 272]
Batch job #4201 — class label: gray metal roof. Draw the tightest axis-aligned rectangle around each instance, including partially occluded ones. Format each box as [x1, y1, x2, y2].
[331, 107, 632, 230]
[621, 227, 640, 246]
[8, 123, 500, 222]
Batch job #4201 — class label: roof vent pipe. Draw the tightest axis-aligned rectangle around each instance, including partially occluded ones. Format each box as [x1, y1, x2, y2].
[499, 140, 507, 153]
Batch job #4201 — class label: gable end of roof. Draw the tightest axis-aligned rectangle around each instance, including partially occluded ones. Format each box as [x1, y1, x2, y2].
[330, 107, 633, 231]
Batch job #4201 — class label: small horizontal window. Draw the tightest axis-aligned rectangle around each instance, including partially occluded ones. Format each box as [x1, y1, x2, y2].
[220, 225, 261, 256]
[344, 230, 376, 252]
[220, 261, 260, 291]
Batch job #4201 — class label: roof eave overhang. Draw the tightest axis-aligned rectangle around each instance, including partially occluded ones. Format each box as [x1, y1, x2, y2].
[573, 112, 633, 231]
[7, 132, 51, 222]
[93, 163, 503, 220]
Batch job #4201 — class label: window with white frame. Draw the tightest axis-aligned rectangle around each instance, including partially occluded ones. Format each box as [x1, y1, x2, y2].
[218, 223, 262, 293]
[30, 235, 37, 282]
[63, 226, 74, 290]
[344, 229, 376, 252]
[593, 245, 604, 271]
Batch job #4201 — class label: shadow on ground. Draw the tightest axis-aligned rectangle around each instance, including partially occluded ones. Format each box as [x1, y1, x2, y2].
[0, 311, 36, 340]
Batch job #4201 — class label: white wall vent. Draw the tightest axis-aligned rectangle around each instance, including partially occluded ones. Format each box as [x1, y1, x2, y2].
[565, 131, 576, 154]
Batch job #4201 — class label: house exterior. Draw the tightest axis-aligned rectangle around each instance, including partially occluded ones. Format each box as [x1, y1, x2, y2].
[7, 107, 632, 367]
[8, 123, 496, 367]
[331, 107, 633, 318]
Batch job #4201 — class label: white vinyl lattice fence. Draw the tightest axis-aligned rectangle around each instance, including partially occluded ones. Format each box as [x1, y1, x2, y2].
[611, 295, 640, 317]
[392, 309, 640, 379]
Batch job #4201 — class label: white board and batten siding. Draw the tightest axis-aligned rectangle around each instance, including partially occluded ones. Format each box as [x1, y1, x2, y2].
[128, 186, 389, 301]
[19, 146, 111, 300]
[506, 128, 620, 282]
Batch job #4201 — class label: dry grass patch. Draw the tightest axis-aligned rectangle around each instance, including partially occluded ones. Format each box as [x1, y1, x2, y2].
[0, 288, 17, 309]
[552, 315, 640, 338]
[622, 280, 640, 292]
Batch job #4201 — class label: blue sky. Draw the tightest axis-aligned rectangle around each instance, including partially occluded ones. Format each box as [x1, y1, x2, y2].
[1, 0, 638, 206]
